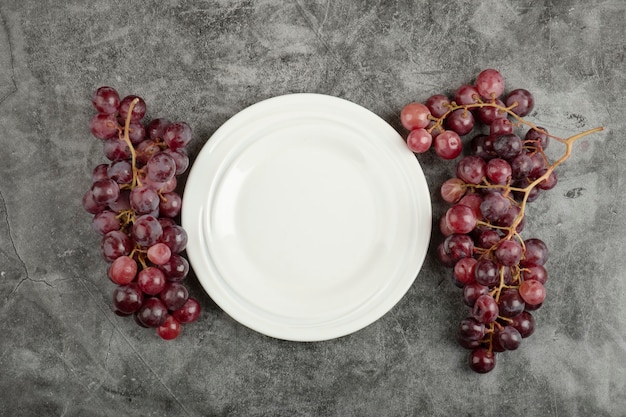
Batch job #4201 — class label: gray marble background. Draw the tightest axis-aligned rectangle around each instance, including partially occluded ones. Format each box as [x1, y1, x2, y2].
[0, 0, 624, 416]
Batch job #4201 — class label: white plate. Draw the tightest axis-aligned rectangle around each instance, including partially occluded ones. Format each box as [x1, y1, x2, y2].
[182, 93, 431, 341]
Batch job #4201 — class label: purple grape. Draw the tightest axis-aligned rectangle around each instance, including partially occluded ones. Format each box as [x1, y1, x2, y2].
[146, 118, 171, 140]
[90, 113, 119, 139]
[498, 288, 525, 318]
[456, 156, 486, 184]
[130, 185, 160, 214]
[446, 109, 475, 136]
[92, 210, 121, 235]
[92, 86, 120, 114]
[135, 298, 168, 328]
[480, 192, 510, 222]
[496, 326, 522, 350]
[474, 259, 500, 287]
[90, 178, 120, 205]
[160, 254, 189, 282]
[525, 127, 549, 149]
[469, 348, 496, 373]
[472, 294, 499, 323]
[510, 153, 533, 180]
[101, 230, 133, 262]
[132, 214, 163, 247]
[521, 238, 549, 266]
[462, 282, 490, 307]
[505, 89, 534, 116]
[119, 95, 147, 123]
[160, 282, 189, 311]
[147, 152, 176, 183]
[443, 234, 474, 261]
[113, 283, 144, 315]
[510, 311, 535, 338]
[163, 122, 192, 150]
[103, 138, 131, 161]
[493, 134, 523, 160]
[107, 160, 133, 184]
[495, 240, 523, 266]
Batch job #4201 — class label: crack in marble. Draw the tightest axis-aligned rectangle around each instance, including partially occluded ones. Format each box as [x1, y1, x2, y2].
[0, 187, 39, 298]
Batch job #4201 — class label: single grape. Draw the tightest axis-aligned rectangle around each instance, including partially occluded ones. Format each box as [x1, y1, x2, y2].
[510, 311, 535, 338]
[486, 158, 512, 185]
[445, 109, 474, 136]
[107, 160, 133, 184]
[90, 178, 120, 205]
[82, 190, 106, 214]
[474, 259, 500, 287]
[406, 128, 432, 153]
[147, 118, 171, 140]
[454, 257, 478, 285]
[128, 122, 146, 145]
[446, 204, 477, 234]
[157, 315, 182, 340]
[163, 121, 193, 150]
[521, 238, 548, 266]
[400, 102, 431, 130]
[440, 178, 467, 204]
[160, 254, 190, 282]
[425, 94, 450, 118]
[469, 348, 496, 373]
[137, 266, 168, 295]
[433, 131, 462, 160]
[108, 255, 138, 285]
[101, 230, 133, 262]
[92, 210, 121, 235]
[119, 95, 147, 123]
[496, 325, 522, 350]
[493, 134, 523, 160]
[472, 294, 499, 323]
[147, 152, 177, 183]
[136, 298, 168, 328]
[103, 138, 131, 161]
[480, 192, 511, 222]
[112, 283, 144, 315]
[147, 242, 172, 266]
[498, 288, 526, 318]
[519, 280, 546, 305]
[475, 69, 505, 99]
[159, 192, 182, 218]
[92, 163, 110, 182]
[129, 185, 160, 215]
[132, 214, 163, 247]
[505, 88, 534, 116]
[159, 282, 189, 311]
[495, 240, 523, 266]
[90, 113, 119, 140]
[92, 86, 120, 114]
[456, 155, 486, 185]
[172, 297, 201, 324]
[462, 282, 489, 307]
[160, 225, 188, 254]
[443, 234, 474, 261]
[454, 84, 481, 106]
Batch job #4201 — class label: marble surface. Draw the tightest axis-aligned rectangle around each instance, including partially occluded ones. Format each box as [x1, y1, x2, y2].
[1, 0, 625, 416]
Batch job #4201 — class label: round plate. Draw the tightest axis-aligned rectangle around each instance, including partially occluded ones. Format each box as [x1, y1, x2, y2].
[182, 93, 431, 341]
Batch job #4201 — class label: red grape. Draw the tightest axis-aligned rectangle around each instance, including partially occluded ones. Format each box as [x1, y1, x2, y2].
[433, 131, 462, 159]
[406, 128, 432, 153]
[475, 69, 505, 100]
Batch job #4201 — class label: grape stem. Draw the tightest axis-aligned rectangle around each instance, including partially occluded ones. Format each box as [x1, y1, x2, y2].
[118, 98, 141, 188]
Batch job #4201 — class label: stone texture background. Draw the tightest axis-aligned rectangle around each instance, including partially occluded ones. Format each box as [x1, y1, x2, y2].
[0, 0, 624, 416]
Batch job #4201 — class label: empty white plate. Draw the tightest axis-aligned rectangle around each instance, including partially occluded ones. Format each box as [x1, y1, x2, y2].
[182, 93, 431, 341]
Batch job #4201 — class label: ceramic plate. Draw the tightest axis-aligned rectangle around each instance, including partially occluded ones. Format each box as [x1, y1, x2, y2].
[182, 93, 431, 341]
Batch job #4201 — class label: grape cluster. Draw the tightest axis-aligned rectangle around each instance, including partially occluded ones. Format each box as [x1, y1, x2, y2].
[82, 87, 201, 340]
[401, 69, 602, 373]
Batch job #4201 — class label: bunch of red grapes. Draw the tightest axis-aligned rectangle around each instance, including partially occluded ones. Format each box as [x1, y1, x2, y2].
[400, 69, 602, 373]
[82, 87, 201, 340]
